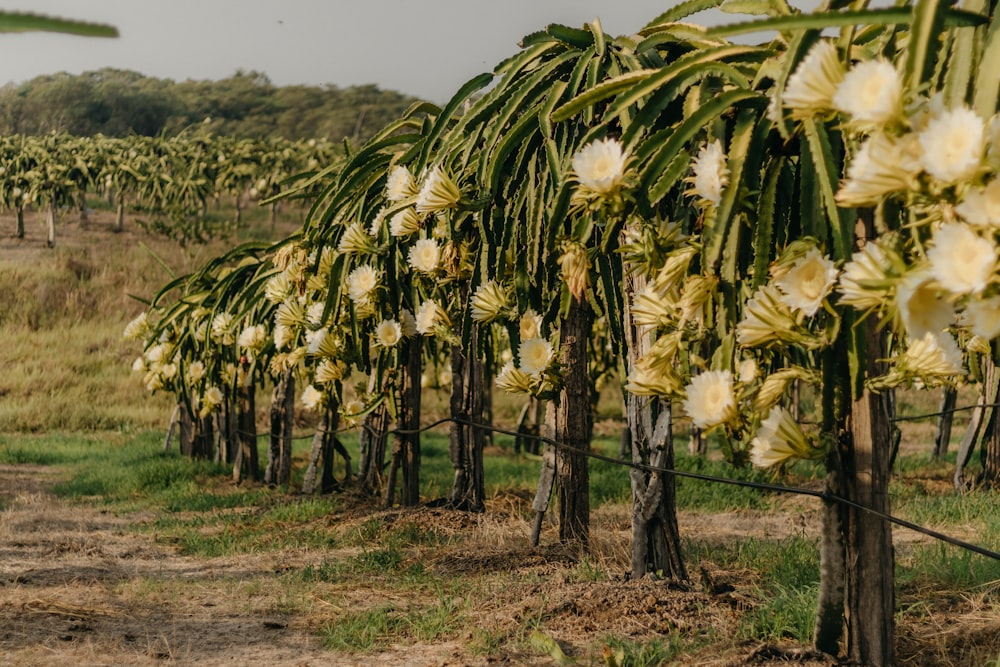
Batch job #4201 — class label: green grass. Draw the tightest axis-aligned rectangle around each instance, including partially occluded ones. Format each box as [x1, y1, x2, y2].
[319, 595, 468, 652]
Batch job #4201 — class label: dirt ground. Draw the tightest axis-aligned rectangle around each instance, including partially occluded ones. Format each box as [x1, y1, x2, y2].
[0, 462, 848, 667]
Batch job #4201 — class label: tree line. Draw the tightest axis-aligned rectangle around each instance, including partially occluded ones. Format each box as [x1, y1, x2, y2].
[0, 68, 419, 142]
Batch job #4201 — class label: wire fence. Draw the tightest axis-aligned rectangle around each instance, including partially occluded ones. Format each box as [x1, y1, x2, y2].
[225, 395, 1000, 562]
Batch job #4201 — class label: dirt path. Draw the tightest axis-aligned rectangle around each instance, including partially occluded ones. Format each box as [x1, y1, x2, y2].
[0, 464, 356, 667]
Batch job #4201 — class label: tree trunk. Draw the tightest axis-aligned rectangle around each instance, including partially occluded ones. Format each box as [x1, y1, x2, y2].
[358, 389, 389, 496]
[179, 407, 195, 457]
[115, 200, 125, 233]
[813, 460, 846, 656]
[980, 357, 1000, 488]
[78, 190, 88, 223]
[554, 296, 592, 547]
[233, 383, 258, 483]
[931, 387, 958, 462]
[302, 413, 327, 495]
[448, 332, 486, 512]
[956, 359, 998, 490]
[46, 197, 57, 248]
[14, 203, 24, 239]
[623, 267, 685, 580]
[530, 403, 557, 547]
[398, 338, 422, 506]
[842, 291, 895, 667]
[265, 369, 295, 486]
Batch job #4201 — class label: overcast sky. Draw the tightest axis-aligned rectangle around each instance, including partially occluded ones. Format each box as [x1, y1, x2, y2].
[0, 1, 731, 102]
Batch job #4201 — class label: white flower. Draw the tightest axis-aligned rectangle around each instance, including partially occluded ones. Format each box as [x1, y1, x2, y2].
[926, 223, 996, 295]
[264, 273, 293, 304]
[368, 207, 387, 236]
[918, 107, 985, 183]
[470, 280, 508, 323]
[347, 265, 379, 302]
[571, 138, 628, 195]
[956, 178, 1000, 226]
[774, 249, 838, 316]
[519, 309, 544, 341]
[342, 397, 366, 425]
[389, 208, 422, 237]
[407, 238, 440, 274]
[838, 240, 896, 311]
[210, 313, 235, 345]
[202, 386, 224, 413]
[737, 285, 799, 348]
[275, 300, 306, 328]
[307, 302, 325, 327]
[495, 361, 534, 394]
[131, 356, 146, 373]
[898, 332, 964, 380]
[238, 324, 268, 352]
[896, 271, 954, 338]
[415, 166, 461, 214]
[374, 319, 402, 347]
[416, 300, 444, 334]
[832, 59, 902, 126]
[738, 358, 758, 384]
[690, 140, 729, 206]
[273, 324, 294, 351]
[123, 312, 151, 341]
[315, 359, 348, 384]
[836, 133, 921, 206]
[306, 327, 328, 355]
[750, 406, 818, 468]
[301, 385, 324, 411]
[186, 360, 206, 384]
[631, 284, 674, 329]
[386, 165, 418, 202]
[337, 221, 376, 255]
[781, 40, 844, 119]
[518, 337, 555, 376]
[398, 308, 418, 337]
[681, 370, 735, 430]
[961, 296, 1000, 340]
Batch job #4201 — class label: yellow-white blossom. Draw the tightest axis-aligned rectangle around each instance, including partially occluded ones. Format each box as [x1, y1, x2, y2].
[389, 208, 422, 237]
[386, 165, 418, 202]
[918, 107, 985, 183]
[519, 337, 555, 376]
[415, 166, 461, 215]
[519, 309, 544, 341]
[624, 356, 682, 397]
[337, 221, 377, 255]
[374, 319, 402, 348]
[416, 299, 449, 334]
[774, 249, 838, 316]
[690, 140, 729, 207]
[838, 240, 896, 311]
[832, 59, 903, 127]
[899, 332, 964, 380]
[132, 356, 146, 373]
[347, 264, 380, 303]
[342, 398, 367, 426]
[273, 324, 294, 351]
[961, 296, 1000, 340]
[264, 273, 294, 304]
[677, 274, 717, 326]
[926, 223, 996, 295]
[123, 312, 151, 341]
[201, 386, 224, 416]
[275, 300, 306, 328]
[896, 271, 954, 339]
[571, 137, 629, 195]
[836, 133, 921, 206]
[631, 284, 673, 329]
[238, 324, 268, 353]
[210, 313, 235, 345]
[470, 280, 508, 323]
[956, 178, 1000, 226]
[558, 244, 590, 300]
[750, 406, 820, 468]
[398, 308, 418, 338]
[681, 370, 735, 430]
[301, 384, 324, 411]
[781, 40, 844, 119]
[407, 238, 441, 274]
[495, 361, 535, 394]
[368, 207, 387, 236]
[738, 358, 758, 384]
[737, 285, 799, 348]
[315, 358, 348, 384]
